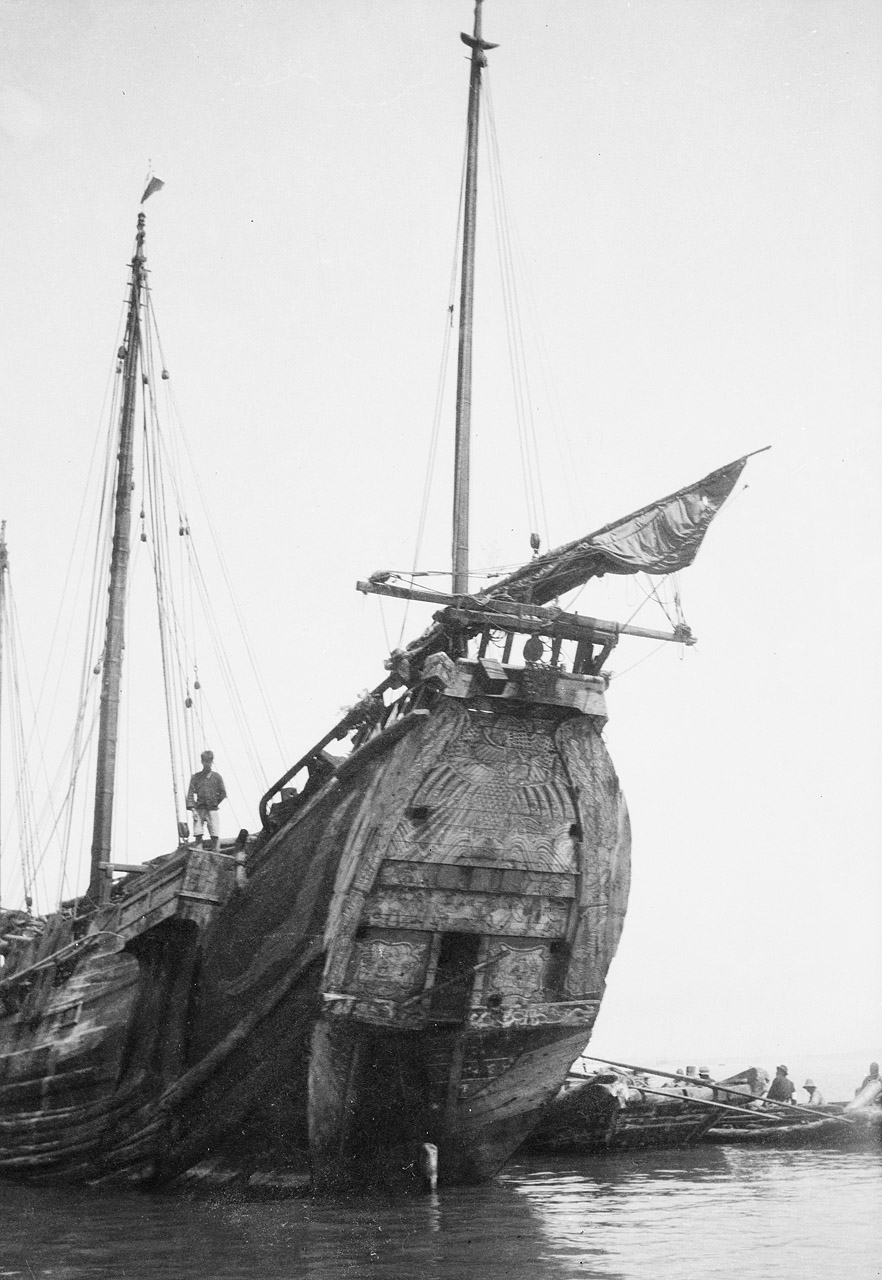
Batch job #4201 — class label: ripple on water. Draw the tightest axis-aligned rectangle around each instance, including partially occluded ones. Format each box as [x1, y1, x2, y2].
[0, 1147, 879, 1280]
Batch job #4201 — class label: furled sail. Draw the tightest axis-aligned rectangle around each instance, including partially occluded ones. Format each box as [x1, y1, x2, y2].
[481, 456, 748, 606]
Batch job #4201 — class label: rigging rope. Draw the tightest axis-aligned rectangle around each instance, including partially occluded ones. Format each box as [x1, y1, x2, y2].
[142, 385, 185, 832]
[17, 305, 130, 908]
[2, 584, 39, 908]
[484, 78, 548, 548]
[484, 77, 593, 548]
[4, 241, 292, 908]
[136, 286, 292, 833]
[149, 290, 290, 775]
[394, 72, 591, 646]
[57, 352, 125, 900]
[396, 145, 468, 648]
[608, 640, 668, 681]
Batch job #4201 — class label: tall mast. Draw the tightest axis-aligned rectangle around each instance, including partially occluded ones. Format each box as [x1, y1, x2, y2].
[452, 1, 497, 595]
[87, 214, 147, 905]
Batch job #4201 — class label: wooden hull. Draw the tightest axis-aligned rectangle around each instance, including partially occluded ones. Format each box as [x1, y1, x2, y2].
[185, 675, 630, 1187]
[525, 1080, 720, 1154]
[0, 666, 631, 1188]
[705, 1108, 882, 1147]
[306, 1015, 593, 1188]
[0, 849, 236, 1182]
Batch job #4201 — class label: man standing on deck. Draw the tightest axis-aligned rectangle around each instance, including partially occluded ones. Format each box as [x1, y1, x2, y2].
[766, 1064, 796, 1104]
[187, 750, 227, 850]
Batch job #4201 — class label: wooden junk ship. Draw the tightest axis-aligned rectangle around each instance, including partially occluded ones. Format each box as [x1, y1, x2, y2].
[0, 3, 751, 1188]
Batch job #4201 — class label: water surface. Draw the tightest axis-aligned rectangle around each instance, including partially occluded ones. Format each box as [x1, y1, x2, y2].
[1, 1146, 879, 1279]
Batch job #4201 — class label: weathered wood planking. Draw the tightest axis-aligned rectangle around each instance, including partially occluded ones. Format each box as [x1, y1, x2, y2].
[183, 688, 630, 1188]
[0, 848, 236, 1180]
[0, 651, 631, 1189]
[527, 1080, 724, 1154]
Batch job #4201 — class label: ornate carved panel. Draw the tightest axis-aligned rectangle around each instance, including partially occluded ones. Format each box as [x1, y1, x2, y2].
[384, 708, 579, 873]
[321, 695, 631, 1028]
[482, 942, 548, 1001]
[376, 861, 576, 899]
[321, 703, 465, 991]
[361, 888, 569, 937]
[467, 999, 601, 1030]
[345, 933, 430, 1000]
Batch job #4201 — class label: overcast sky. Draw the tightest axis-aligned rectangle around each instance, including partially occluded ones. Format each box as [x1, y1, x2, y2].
[1, 0, 880, 1071]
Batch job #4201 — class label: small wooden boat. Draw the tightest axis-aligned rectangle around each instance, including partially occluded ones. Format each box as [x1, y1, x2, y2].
[525, 1069, 722, 1154]
[705, 1067, 882, 1146]
[705, 1107, 882, 1147]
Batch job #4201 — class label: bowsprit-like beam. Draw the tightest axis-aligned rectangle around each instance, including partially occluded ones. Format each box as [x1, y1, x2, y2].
[356, 578, 695, 647]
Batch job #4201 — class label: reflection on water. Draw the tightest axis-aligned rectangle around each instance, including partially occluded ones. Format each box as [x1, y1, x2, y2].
[507, 1147, 882, 1279]
[0, 1147, 879, 1280]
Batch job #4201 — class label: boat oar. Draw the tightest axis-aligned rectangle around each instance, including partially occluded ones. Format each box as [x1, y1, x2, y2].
[632, 1084, 844, 1126]
[579, 1055, 855, 1125]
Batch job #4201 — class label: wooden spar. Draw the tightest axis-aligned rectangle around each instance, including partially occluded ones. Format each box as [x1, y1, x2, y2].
[356, 577, 694, 646]
[579, 1055, 855, 1124]
[633, 1084, 827, 1125]
[87, 213, 147, 906]
[445, 606, 690, 646]
[452, 0, 497, 595]
[358, 579, 484, 608]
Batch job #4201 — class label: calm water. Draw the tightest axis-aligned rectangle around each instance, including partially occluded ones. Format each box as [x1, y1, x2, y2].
[1, 1146, 879, 1279]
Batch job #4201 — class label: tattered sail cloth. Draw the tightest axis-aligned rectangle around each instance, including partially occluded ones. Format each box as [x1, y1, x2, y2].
[497, 457, 747, 605]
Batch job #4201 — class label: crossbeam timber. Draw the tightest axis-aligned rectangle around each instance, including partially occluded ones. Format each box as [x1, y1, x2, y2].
[356, 578, 694, 646]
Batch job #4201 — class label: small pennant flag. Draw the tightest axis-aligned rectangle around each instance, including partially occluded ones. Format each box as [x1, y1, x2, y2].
[141, 176, 165, 203]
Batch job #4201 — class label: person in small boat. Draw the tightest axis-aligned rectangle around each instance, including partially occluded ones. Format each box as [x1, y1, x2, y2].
[727, 1067, 769, 1108]
[802, 1078, 825, 1106]
[187, 750, 227, 850]
[765, 1064, 796, 1104]
[694, 1066, 720, 1101]
[856, 1062, 880, 1093]
[673, 1066, 710, 1100]
[747, 1066, 770, 1095]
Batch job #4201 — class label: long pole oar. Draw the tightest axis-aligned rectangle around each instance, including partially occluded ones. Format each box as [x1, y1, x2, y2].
[579, 1055, 855, 1125]
[633, 1084, 848, 1126]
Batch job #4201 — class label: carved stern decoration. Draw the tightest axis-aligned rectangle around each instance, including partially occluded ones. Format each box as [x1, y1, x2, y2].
[309, 659, 631, 1188]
